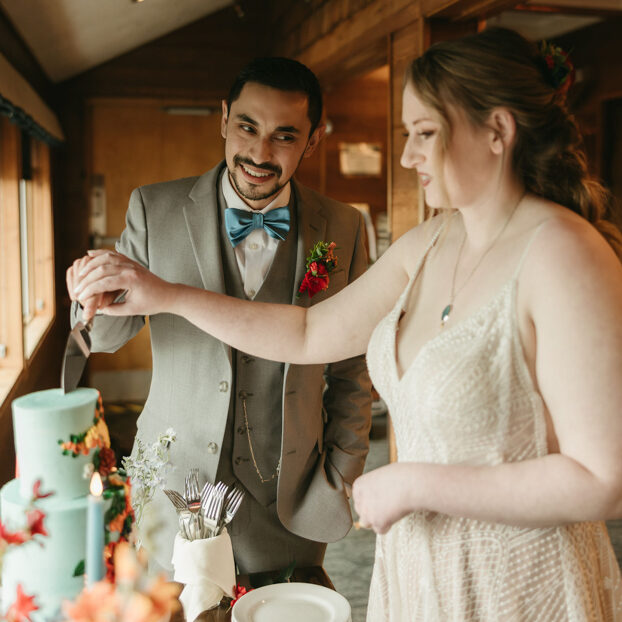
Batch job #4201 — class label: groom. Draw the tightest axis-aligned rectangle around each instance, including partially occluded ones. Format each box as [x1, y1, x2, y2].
[69, 57, 372, 575]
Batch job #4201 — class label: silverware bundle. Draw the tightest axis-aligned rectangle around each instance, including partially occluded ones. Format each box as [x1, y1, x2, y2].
[163, 468, 245, 541]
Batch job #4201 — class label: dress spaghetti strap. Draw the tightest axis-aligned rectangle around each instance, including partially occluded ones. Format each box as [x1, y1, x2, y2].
[513, 219, 550, 281]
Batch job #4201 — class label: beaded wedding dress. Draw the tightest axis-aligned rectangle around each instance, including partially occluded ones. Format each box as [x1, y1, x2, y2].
[365, 225, 622, 621]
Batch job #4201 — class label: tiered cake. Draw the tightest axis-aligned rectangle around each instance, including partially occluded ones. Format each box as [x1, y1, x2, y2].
[1, 388, 99, 620]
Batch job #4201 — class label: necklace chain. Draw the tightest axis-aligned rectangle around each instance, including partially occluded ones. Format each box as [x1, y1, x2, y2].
[441, 192, 525, 328]
[240, 394, 280, 484]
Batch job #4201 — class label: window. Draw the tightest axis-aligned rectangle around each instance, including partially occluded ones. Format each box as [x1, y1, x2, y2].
[0, 118, 55, 404]
[21, 135, 55, 357]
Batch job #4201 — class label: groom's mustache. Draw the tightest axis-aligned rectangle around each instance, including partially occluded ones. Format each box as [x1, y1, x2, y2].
[234, 155, 281, 177]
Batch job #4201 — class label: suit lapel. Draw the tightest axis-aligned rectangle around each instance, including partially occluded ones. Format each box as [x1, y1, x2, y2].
[183, 162, 227, 295]
[291, 180, 327, 307]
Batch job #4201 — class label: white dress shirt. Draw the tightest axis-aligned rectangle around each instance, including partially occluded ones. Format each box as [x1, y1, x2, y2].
[221, 171, 291, 299]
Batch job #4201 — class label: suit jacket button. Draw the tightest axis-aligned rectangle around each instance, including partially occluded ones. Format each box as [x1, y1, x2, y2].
[234, 456, 242, 465]
[219, 381, 229, 392]
[207, 442, 218, 454]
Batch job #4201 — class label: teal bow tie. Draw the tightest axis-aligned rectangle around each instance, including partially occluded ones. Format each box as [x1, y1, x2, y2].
[225, 206, 290, 247]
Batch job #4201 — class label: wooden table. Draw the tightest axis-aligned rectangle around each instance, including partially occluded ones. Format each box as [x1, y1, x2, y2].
[171, 566, 335, 621]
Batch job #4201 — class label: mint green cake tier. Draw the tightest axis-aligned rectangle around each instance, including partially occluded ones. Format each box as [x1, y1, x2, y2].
[12, 388, 99, 500]
[0, 479, 88, 621]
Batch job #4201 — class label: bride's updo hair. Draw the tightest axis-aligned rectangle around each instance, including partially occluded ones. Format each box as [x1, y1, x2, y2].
[407, 27, 622, 258]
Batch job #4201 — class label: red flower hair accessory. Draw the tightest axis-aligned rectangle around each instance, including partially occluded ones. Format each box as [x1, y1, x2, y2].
[297, 241, 338, 299]
[539, 40, 575, 97]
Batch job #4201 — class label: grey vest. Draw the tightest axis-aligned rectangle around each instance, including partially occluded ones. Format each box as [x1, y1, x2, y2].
[216, 186, 299, 506]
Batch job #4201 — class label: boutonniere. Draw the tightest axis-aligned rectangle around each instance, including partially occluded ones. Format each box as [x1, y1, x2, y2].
[297, 241, 338, 298]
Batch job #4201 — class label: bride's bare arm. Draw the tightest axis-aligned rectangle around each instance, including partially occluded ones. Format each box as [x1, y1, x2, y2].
[72, 225, 427, 365]
[354, 217, 622, 532]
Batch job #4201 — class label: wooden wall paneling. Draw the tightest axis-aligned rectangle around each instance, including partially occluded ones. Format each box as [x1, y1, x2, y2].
[388, 19, 426, 243]
[556, 17, 622, 228]
[387, 15, 479, 242]
[87, 98, 225, 377]
[557, 17, 622, 179]
[322, 67, 389, 226]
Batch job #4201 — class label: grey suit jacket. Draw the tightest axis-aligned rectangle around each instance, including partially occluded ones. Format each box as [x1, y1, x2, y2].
[74, 162, 372, 568]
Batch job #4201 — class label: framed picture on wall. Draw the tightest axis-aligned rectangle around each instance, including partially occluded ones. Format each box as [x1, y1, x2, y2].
[339, 142, 382, 177]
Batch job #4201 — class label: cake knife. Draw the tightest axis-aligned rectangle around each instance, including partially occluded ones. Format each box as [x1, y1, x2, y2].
[61, 289, 128, 393]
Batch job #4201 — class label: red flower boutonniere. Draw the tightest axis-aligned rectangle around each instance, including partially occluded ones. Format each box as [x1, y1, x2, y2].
[297, 241, 338, 298]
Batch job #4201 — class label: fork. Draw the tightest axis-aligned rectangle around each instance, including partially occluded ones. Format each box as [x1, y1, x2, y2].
[222, 486, 245, 528]
[184, 468, 201, 513]
[203, 486, 225, 536]
[163, 488, 187, 512]
[200, 481, 215, 507]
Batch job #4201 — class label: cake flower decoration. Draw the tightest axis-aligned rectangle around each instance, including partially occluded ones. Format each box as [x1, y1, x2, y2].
[297, 241, 338, 298]
[0, 480, 50, 622]
[62, 542, 181, 622]
[5, 583, 38, 622]
[61, 394, 136, 582]
[0, 480, 52, 547]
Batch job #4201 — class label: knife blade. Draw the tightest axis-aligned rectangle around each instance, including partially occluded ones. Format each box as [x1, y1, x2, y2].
[60, 289, 128, 393]
[60, 319, 93, 394]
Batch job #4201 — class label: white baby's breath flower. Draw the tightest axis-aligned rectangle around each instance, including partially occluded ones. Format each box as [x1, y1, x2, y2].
[122, 429, 176, 524]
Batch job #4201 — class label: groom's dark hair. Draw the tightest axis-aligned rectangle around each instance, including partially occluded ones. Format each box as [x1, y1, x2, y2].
[226, 57, 323, 135]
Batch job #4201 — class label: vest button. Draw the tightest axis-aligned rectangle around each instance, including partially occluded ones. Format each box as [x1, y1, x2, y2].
[234, 456, 242, 465]
[207, 442, 218, 454]
[237, 426, 246, 435]
[219, 381, 229, 392]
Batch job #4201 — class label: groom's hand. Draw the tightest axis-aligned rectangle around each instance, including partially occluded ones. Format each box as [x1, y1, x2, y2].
[67, 253, 118, 321]
[72, 249, 174, 318]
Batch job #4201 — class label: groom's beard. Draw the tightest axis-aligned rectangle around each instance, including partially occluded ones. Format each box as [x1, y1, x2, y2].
[230, 155, 285, 203]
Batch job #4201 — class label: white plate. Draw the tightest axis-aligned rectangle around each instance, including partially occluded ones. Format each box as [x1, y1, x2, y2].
[232, 582, 352, 622]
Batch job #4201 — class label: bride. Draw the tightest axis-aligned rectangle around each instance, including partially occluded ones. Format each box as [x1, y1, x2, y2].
[70, 27, 622, 621]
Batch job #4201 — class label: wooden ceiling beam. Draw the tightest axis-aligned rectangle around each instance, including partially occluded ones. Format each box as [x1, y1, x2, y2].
[293, 0, 421, 85]
[421, 0, 520, 20]
[513, 3, 622, 17]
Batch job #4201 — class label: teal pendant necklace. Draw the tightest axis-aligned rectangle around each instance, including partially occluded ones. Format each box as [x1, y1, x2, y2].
[441, 304, 453, 326]
[440, 193, 525, 329]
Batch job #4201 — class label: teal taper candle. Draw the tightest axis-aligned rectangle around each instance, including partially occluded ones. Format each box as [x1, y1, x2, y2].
[86, 472, 105, 586]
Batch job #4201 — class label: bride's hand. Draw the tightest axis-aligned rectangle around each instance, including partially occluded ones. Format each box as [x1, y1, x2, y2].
[352, 463, 417, 534]
[72, 249, 176, 319]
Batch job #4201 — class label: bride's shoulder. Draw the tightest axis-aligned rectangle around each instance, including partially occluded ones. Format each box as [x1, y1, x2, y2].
[388, 213, 448, 272]
[519, 201, 621, 302]
[524, 202, 617, 270]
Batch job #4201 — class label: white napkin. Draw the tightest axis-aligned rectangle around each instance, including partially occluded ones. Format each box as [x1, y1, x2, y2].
[171, 529, 236, 621]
